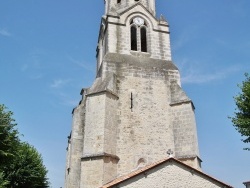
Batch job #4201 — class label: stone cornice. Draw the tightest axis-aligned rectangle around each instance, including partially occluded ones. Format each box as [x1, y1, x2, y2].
[86, 88, 119, 99]
[81, 152, 120, 161]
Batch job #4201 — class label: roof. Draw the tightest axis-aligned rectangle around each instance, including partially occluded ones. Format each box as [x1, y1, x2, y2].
[101, 157, 233, 188]
[243, 181, 250, 185]
[104, 53, 178, 71]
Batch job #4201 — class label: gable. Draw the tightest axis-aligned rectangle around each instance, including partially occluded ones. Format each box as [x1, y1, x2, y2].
[118, 162, 229, 188]
[102, 158, 232, 188]
[118, 3, 155, 19]
[117, 3, 168, 30]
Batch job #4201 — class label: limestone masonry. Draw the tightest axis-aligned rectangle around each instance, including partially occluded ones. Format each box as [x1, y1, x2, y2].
[64, 1, 232, 188]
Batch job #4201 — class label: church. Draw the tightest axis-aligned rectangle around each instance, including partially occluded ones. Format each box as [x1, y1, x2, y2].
[64, 0, 233, 187]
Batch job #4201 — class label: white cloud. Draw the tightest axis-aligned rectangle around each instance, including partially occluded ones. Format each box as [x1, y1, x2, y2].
[172, 33, 191, 51]
[0, 28, 11, 37]
[67, 55, 95, 72]
[57, 92, 79, 107]
[21, 49, 47, 73]
[61, 99, 79, 107]
[182, 71, 226, 84]
[50, 79, 70, 88]
[172, 26, 199, 51]
[177, 59, 242, 84]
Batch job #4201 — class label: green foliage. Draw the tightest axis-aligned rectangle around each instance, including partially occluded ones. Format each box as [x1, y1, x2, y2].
[0, 104, 19, 166]
[0, 104, 50, 187]
[0, 171, 9, 188]
[4, 142, 49, 188]
[230, 73, 250, 150]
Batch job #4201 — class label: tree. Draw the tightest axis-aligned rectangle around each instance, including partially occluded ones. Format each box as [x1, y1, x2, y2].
[0, 104, 50, 187]
[0, 104, 19, 167]
[4, 142, 49, 188]
[0, 171, 9, 188]
[229, 73, 250, 150]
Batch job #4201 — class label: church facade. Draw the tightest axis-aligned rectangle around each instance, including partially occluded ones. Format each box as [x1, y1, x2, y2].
[64, 1, 232, 187]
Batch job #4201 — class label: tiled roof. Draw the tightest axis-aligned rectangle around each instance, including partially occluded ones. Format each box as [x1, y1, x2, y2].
[100, 157, 233, 188]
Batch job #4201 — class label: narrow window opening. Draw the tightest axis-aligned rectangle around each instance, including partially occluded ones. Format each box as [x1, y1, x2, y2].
[130, 92, 133, 111]
[141, 27, 147, 52]
[131, 26, 137, 51]
[117, 0, 121, 3]
[67, 168, 70, 174]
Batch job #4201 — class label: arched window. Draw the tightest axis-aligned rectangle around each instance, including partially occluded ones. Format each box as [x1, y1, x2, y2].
[130, 17, 148, 52]
[131, 26, 137, 51]
[140, 27, 147, 52]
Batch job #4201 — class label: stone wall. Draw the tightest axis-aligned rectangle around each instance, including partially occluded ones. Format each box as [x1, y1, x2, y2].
[80, 158, 104, 188]
[79, 77, 119, 187]
[83, 93, 106, 155]
[115, 73, 175, 174]
[100, 53, 199, 176]
[116, 162, 228, 188]
[65, 104, 85, 188]
[171, 103, 200, 159]
[102, 4, 171, 65]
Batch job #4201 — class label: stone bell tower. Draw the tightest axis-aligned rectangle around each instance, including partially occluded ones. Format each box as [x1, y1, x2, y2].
[104, 0, 156, 15]
[65, 0, 201, 188]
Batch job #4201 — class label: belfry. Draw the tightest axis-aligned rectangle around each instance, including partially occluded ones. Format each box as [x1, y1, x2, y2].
[65, 1, 232, 188]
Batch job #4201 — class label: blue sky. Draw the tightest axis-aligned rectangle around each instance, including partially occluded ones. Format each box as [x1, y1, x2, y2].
[1, 0, 250, 187]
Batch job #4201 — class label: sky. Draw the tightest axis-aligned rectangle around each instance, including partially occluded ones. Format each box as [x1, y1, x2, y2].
[0, 0, 250, 187]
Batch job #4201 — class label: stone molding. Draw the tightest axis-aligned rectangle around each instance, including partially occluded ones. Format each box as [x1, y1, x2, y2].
[86, 88, 119, 99]
[81, 152, 120, 161]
